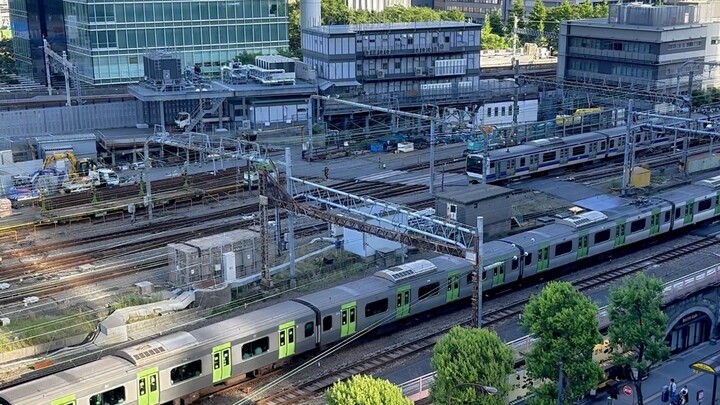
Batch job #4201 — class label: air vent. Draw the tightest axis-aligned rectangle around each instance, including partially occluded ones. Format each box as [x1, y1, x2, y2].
[559, 211, 608, 228]
[696, 175, 720, 189]
[375, 259, 437, 283]
[529, 137, 565, 147]
[132, 344, 166, 361]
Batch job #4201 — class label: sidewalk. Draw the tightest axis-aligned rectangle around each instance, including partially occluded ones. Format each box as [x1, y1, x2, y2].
[587, 342, 719, 405]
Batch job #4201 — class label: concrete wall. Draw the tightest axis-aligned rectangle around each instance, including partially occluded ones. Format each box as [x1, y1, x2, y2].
[0, 334, 87, 364]
[0, 101, 143, 137]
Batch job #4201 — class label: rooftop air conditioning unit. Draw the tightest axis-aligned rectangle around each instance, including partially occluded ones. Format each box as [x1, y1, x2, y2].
[377, 70, 386, 78]
[415, 67, 424, 76]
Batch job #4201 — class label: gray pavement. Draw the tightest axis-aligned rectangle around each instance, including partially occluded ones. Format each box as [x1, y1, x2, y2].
[588, 342, 720, 405]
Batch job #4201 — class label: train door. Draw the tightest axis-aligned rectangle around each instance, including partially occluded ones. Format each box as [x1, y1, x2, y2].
[341, 302, 357, 337]
[559, 148, 569, 164]
[212, 343, 232, 383]
[51, 395, 76, 405]
[577, 234, 589, 260]
[650, 210, 661, 236]
[684, 200, 695, 224]
[446, 271, 460, 302]
[537, 246, 549, 271]
[529, 154, 539, 172]
[588, 142, 598, 158]
[396, 286, 411, 319]
[491, 263, 505, 286]
[615, 221, 626, 247]
[137, 367, 159, 405]
[507, 158, 516, 176]
[278, 321, 295, 359]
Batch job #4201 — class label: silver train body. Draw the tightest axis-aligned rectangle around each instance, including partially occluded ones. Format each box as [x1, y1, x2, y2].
[466, 114, 712, 183]
[3, 176, 720, 405]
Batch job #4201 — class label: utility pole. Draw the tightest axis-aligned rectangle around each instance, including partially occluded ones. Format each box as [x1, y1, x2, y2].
[471, 216, 484, 328]
[512, 16, 519, 59]
[512, 59, 520, 145]
[430, 119, 436, 195]
[306, 98, 314, 161]
[285, 147, 297, 288]
[143, 140, 153, 220]
[621, 99, 633, 196]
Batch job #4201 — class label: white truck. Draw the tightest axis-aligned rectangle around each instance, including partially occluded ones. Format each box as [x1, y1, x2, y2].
[62, 168, 120, 193]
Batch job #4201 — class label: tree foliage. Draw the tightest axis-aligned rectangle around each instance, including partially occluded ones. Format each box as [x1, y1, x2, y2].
[286, 0, 465, 57]
[509, 0, 526, 29]
[326, 374, 412, 405]
[528, 1, 548, 46]
[431, 326, 515, 405]
[608, 273, 670, 405]
[521, 282, 604, 405]
[481, 14, 508, 50]
[488, 9, 506, 36]
[0, 38, 16, 75]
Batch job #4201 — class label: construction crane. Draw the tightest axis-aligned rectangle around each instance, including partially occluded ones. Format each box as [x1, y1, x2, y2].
[43, 38, 82, 107]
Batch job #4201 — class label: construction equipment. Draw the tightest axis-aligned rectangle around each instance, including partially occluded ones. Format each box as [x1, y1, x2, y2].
[62, 168, 119, 193]
[174, 112, 192, 132]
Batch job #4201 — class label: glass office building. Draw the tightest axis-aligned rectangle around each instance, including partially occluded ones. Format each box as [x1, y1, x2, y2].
[22, 0, 290, 85]
[9, 0, 67, 83]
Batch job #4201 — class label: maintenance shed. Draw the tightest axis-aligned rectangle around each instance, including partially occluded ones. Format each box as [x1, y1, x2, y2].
[435, 184, 514, 238]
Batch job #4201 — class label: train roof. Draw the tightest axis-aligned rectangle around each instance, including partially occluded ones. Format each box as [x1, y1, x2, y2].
[656, 185, 718, 204]
[191, 301, 313, 344]
[0, 357, 134, 405]
[483, 130, 609, 159]
[600, 198, 670, 221]
[484, 241, 520, 261]
[294, 276, 395, 311]
[500, 223, 575, 249]
[115, 331, 198, 367]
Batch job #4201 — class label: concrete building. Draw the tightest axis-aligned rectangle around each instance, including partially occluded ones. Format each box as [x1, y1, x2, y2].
[347, 0, 411, 12]
[301, 21, 481, 103]
[558, 4, 715, 95]
[9, 0, 290, 85]
[434, 0, 506, 23]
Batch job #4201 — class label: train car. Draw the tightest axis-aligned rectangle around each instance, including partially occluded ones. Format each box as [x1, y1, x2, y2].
[0, 357, 136, 405]
[657, 183, 720, 231]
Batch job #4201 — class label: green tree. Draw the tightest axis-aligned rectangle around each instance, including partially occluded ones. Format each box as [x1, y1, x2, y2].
[285, 2, 302, 58]
[528, 1, 547, 46]
[235, 51, 262, 65]
[481, 13, 509, 50]
[326, 374, 412, 405]
[431, 326, 515, 405]
[509, 0, 526, 28]
[576, 0, 594, 18]
[488, 9, 506, 36]
[522, 282, 604, 405]
[593, 1, 610, 18]
[0, 38, 15, 75]
[608, 273, 670, 405]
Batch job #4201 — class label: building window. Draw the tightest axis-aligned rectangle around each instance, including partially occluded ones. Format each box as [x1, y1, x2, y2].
[494, 107, 498, 116]
[269, 4, 277, 16]
[487, 107, 492, 117]
[501, 106, 506, 116]
[407, 37, 414, 45]
[394, 61, 401, 69]
[445, 36, 450, 43]
[432, 36, 438, 44]
[509, 105, 513, 116]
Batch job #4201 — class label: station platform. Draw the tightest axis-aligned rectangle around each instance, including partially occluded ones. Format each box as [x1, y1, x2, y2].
[584, 342, 720, 405]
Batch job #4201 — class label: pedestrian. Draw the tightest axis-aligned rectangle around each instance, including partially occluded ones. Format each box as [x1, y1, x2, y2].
[323, 166, 329, 180]
[680, 386, 689, 405]
[608, 384, 619, 405]
[670, 379, 677, 396]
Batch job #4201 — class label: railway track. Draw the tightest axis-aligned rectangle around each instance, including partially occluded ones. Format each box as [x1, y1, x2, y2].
[245, 234, 720, 405]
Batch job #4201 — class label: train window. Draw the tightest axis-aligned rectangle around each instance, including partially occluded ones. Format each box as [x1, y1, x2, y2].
[524, 253, 532, 266]
[89, 386, 126, 405]
[511, 257, 519, 270]
[520, 157, 526, 167]
[610, 140, 615, 149]
[699, 199, 712, 211]
[170, 359, 203, 383]
[323, 315, 333, 331]
[419, 282, 440, 299]
[630, 219, 646, 233]
[594, 229, 611, 244]
[304, 321, 314, 338]
[466, 273, 473, 285]
[241, 337, 269, 360]
[572, 145, 585, 156]
[365, 298, 388, 317]
[665, 211, 671, 222]
[601, 141, 606, 150]
[542, 151, 555, 162]
[675, 207, 681, 218]
[555, 241, 572, 256]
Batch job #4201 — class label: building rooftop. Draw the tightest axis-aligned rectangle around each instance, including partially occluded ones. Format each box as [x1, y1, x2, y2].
[565, 17, 705, 31]
[256, 55, 296, 63]
[305, 21, 481, 35]
[435, 184, 513, 204]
